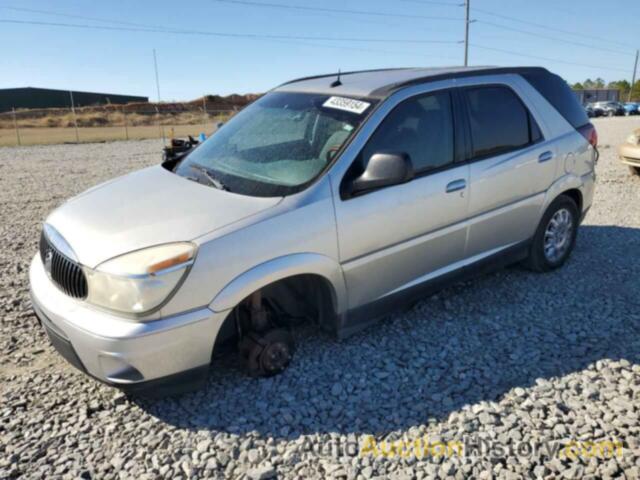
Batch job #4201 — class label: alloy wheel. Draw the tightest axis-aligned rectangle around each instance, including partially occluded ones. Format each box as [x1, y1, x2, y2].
[543, 208, 574, 263]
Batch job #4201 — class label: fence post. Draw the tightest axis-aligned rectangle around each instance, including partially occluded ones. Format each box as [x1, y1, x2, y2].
[155, 105, 165, 143]
[123, 106, 129, 140]
[69, 91, 80, 143]
[12, 108, 21, 146]
[202, 96, 208, 130]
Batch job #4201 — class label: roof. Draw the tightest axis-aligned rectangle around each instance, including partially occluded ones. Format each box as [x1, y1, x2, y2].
[275, 66, 548, 99]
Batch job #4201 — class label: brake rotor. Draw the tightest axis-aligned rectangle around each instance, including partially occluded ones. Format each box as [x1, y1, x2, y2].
[241, 328, 294, 377]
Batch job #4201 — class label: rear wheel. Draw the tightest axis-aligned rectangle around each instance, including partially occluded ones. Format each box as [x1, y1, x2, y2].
[630, 166, 640, 176]
[523, 195, 579, 272]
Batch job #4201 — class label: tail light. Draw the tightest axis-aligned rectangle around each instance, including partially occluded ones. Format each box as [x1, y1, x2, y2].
[578, 123, 598, 148]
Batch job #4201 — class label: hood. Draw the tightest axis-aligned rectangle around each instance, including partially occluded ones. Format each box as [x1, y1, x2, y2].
[47, 165, 282, 268]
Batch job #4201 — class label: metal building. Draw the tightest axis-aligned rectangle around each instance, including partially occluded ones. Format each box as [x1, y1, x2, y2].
[573, 88, 620, 105]
[0, 87, 149, 112]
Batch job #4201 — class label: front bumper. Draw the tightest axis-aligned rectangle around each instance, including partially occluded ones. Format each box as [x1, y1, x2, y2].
[29, 254, 230, 394]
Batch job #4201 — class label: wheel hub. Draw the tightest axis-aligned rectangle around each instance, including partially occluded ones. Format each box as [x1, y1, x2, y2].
[240, 328, 294, 377]
[543, 208, 574, 263]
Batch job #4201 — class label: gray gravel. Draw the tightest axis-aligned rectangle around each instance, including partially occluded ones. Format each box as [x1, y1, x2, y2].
[1, 117, 640, 479]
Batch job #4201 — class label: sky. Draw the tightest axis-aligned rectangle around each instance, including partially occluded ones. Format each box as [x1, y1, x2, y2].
[1, 0, 638, 101]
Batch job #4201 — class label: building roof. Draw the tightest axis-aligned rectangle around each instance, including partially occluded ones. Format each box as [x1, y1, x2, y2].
[275, 66, 548, 99]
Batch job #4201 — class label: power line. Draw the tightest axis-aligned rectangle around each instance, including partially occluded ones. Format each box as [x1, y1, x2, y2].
[0, 6, 153, 28]
[471, 44, 630, 73]
[477, 20, 635, 57]
[3, 3, 634, 78]
[0, 4, 433, 31]
[399, 0, 464, 6]
[270, 37, 459, 60]
[211, 0, 462, 21]
[0, 8, 462, 59]
[0, 19, 461, 45]
[471, 6, 637, 50]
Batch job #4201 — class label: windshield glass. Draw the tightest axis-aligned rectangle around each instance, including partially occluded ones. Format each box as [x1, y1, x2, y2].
[174, 91, 374, 197]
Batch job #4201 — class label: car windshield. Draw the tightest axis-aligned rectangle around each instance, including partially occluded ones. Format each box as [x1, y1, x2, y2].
[174, 91, 374, 197]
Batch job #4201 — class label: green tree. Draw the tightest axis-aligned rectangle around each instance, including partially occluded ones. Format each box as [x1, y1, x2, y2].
[572, 82, 584, 89]
[607, 80, 631, 100]
[594, 78, 605, 88]
[631, 80, 640, 102]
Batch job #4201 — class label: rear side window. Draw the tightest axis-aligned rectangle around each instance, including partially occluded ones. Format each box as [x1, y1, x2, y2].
[464, 86, 534, 158]
[521, 71, 589, 129]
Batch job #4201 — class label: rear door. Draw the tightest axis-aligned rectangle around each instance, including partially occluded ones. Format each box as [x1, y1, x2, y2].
[462, 84, 556, 258]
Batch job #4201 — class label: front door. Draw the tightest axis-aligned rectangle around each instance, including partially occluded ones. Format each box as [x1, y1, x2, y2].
[333, 90, 470, 310]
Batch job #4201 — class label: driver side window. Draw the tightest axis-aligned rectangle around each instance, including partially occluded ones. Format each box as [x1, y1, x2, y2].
[362, 91, 454, 174]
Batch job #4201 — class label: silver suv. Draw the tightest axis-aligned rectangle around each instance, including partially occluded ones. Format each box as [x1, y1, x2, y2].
[29, 67, 598, 394]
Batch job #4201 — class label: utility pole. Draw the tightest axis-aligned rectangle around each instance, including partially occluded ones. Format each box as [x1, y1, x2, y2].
[464, 0, 470, 66]
[152, 49, 165, 143]
[629, 49, 639, 102]
[153, 48, 162, 104]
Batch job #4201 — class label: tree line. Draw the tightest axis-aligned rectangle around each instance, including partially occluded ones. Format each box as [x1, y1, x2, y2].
[571, 78, 640, 101]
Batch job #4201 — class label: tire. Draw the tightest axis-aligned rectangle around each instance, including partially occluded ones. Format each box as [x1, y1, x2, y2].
[523, 195, 579, 272]
[630, 166, 640, 176]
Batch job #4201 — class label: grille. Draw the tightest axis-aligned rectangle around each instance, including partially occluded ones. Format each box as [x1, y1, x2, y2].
[39, 230, 88, 299]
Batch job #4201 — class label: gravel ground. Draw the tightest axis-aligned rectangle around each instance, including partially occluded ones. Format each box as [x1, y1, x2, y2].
[1, 117, 640, 479]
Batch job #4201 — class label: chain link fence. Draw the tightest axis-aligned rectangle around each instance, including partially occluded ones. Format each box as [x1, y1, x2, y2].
[0, 102, 237, 147]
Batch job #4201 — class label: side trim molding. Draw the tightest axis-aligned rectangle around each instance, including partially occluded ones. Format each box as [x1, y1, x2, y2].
[337, 239, 530, 339]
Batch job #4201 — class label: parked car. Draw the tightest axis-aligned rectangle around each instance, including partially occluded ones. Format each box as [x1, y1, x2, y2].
[585, 105, 594, 118]
[619, 128, 640, 175]
[586, 103, 604, 117]
[623, 102, 639, 116]
[30, 66, 598, 394]
[593, 101, 625, 116]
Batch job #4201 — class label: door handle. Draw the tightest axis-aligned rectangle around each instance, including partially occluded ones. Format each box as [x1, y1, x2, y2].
[538, 151, 554, 163]
[446, 179, 466, 193]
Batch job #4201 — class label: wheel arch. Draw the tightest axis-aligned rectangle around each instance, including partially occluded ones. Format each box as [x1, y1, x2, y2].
[561, 188, 583, 214]
[542, 174, 584, 217]
[209, 253, 347, 317]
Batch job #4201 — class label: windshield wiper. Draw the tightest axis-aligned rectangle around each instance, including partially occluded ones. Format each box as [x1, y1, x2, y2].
[189, 164, 229, 191]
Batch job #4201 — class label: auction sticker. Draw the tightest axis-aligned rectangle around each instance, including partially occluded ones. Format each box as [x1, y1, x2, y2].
[323, 96, 371, 115]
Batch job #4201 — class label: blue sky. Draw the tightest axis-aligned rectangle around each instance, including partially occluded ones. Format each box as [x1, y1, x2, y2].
[1, 0, 638, 100]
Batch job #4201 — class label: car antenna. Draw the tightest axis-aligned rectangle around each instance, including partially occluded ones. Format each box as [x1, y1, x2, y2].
[330, 69, 342, 88]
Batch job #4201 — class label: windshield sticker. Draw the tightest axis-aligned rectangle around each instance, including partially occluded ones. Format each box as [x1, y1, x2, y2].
[323, 96, 371, 115]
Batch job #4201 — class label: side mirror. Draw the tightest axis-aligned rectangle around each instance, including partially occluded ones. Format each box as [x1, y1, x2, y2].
[350, 152, 414, 196]
[216, 121, 225, 130]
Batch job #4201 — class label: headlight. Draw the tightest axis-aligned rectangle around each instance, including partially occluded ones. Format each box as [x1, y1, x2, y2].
[627, 134, 640, 145]
[85, 242, 196, 315]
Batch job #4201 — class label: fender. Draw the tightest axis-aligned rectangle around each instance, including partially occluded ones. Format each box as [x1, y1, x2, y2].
[209, 253, 347, 314]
